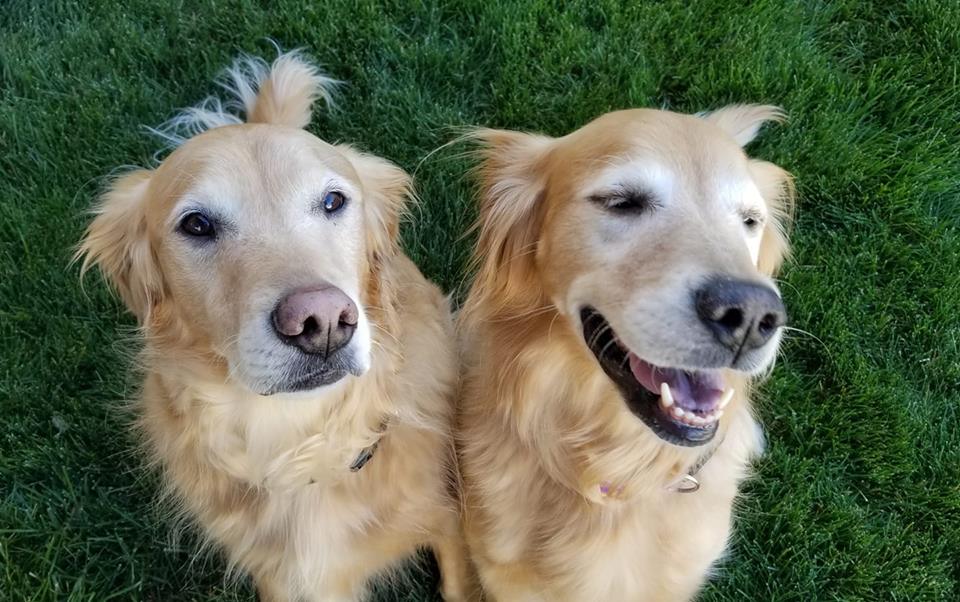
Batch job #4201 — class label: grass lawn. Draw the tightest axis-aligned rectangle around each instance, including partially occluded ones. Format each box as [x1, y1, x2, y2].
[2, 0, 959, 600]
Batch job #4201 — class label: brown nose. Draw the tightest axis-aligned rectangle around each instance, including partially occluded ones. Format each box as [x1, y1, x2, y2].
[695, 276, 786, 356]
[272, 285, 358, 358]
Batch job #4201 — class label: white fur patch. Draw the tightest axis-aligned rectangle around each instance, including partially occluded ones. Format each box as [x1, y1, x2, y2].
[584, 160, 676, 208]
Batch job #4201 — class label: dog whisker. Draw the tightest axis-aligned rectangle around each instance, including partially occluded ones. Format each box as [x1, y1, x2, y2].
[490, 304, 555, 322]
[543, 311, 564, 345]
[586, 322, 612, 350]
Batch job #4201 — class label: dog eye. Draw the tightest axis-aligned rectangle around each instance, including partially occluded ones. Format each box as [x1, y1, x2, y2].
[591, 190, 654, 213]
[321, 191, 347, 213]
[179, 211, 215, 238]
[741, 212, 764, 231]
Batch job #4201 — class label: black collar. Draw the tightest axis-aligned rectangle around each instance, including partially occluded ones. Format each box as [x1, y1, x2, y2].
[349, 437, 381, 472]
[349, 418, 390, 472]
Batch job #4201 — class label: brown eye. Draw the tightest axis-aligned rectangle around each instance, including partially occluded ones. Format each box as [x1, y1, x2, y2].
[322, 191, 346, 213]
[179, 211, 215, 238]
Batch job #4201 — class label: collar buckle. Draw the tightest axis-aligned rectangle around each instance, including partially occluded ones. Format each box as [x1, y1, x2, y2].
[349, 439, 380, 472]
[672, 473, 700, 493]
[349, 418, 391, 473]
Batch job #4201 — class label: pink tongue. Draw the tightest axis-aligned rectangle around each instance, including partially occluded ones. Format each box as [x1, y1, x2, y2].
[628, 354, 724, 413]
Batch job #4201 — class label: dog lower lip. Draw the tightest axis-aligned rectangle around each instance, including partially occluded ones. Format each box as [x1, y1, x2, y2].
[263, 356, 359, 395]
[290, 369, 347, 391]
[263, 370, 346, 395]
[580, 307, 719, 447]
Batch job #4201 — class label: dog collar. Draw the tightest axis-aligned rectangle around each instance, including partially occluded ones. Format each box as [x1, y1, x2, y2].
[666, 435, 725, 493]
[349, 438, 380, 472]
[597, 435, 725, 498]
[348, 418, 390, 472]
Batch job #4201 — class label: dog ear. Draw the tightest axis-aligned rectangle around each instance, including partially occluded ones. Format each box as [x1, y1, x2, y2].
[338, 145, 413, 264]
[466, 129, 554, 314]
[701, 104, 785, 147]
[76, 170, 162, 322]
[704, 105, 793, 274]
[749, 160, 795, 276]
[233, 50, 337, 129]
[152, 50, 338, 147]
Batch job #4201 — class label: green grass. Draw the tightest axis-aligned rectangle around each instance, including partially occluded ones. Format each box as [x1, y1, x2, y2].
[2, 0, 959, 600]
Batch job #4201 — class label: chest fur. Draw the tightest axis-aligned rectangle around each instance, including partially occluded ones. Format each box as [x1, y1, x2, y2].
[552, 489, 735, 601]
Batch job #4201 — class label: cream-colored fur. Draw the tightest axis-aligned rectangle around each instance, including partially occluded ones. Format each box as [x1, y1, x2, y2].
[78, 52, 471, 601]
[458, 107, 793, 601]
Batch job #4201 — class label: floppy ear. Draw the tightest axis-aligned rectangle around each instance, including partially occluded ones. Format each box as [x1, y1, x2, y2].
[76, 170, 162, 321]
[466, 129, 554, 314]
[701, 104, 785, 147]
[749, 160, 795, 276]
[338, 145, 413, 263]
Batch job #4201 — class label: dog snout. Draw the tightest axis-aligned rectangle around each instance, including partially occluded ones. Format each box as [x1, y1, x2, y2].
[272, 285, 358, 357]
[695, 276, 786, 355]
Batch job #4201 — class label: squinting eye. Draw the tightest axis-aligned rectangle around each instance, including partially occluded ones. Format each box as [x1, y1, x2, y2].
[743, 216, 762, 230]
[590, 189, 654, 214]
[179, 211, 215, 238]
[322, 191, 347, 213]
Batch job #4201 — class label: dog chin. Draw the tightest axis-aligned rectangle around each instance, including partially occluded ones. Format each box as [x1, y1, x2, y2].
[238, 353, 367, 397]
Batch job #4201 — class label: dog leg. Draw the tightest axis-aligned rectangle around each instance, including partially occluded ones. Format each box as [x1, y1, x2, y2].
[305, 583, 364, 602]
[472, 558, 551, 602]
[254, 577, 290, 602]
[434, 525, 480, 602]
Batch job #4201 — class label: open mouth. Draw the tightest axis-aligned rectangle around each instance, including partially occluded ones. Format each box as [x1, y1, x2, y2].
[580, 307, 731, 447]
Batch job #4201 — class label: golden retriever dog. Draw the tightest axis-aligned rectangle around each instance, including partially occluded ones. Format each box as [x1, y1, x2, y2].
[457, 105, 793, 601]
[77, 51, 470, 601]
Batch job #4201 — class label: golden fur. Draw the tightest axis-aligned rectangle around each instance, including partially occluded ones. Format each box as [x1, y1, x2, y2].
[458, 107, 794, 601]
[78, 52, 470, 601]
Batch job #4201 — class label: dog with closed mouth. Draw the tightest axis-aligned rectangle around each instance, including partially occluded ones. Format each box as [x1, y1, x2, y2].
[78, 52, 470, 601]
[457, 106, 793, 601]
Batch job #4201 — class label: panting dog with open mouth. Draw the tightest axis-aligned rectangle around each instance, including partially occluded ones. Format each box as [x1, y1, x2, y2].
[458, 105, 793, 601]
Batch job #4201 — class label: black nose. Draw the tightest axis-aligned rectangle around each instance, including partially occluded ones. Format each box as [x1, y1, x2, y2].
[271, 285, 358, 358]
[695, 276, 786, 355]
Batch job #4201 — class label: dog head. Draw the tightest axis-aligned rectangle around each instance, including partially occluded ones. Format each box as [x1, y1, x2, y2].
[78, 52, 411, 396]
[468, 106, 793, 446]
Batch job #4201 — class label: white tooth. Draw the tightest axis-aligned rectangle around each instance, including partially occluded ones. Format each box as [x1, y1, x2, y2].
[719, 388, 734, 410]
[671, 406, 686, 419]
[660, 383, 674, 408]
[687, 414, 702, 426]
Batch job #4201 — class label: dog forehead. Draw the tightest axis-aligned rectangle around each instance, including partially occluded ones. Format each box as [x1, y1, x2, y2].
[570, 156, 758, 213]
[187, 126, 356, 186]
[567, 108, 737, 153]
[552, 110, 752, 200]
[149, 126, 359, 219]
